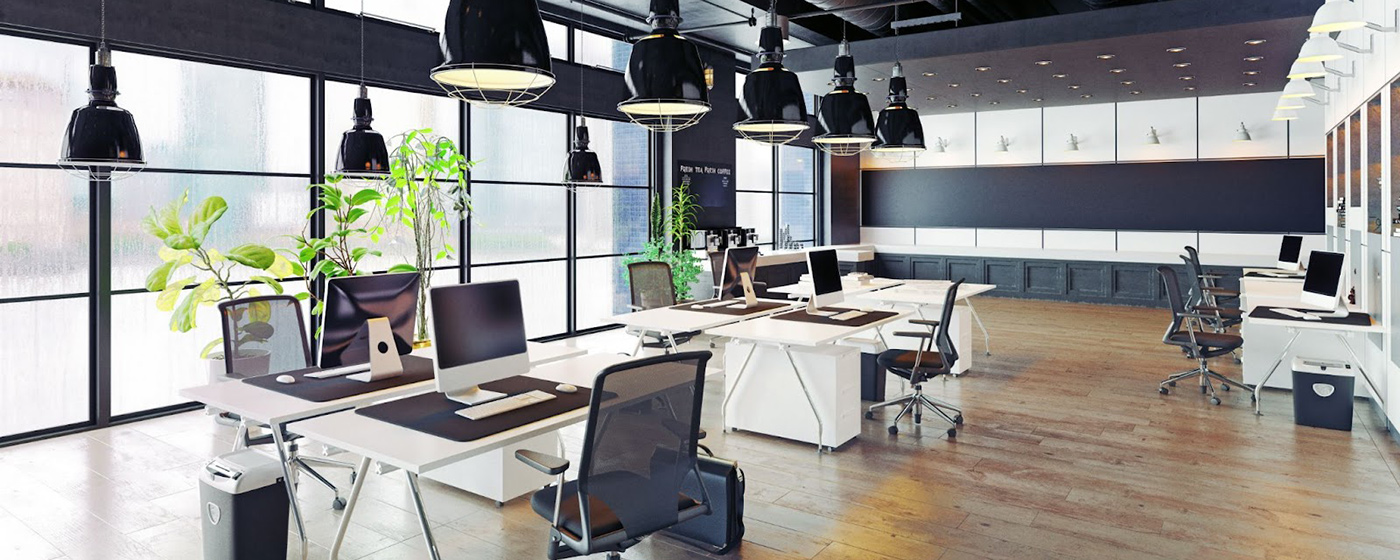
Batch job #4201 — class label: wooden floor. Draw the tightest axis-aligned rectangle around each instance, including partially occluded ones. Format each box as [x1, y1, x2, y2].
[3, 297, 1400, 560]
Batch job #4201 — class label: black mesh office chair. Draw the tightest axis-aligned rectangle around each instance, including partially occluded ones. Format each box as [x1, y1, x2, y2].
[1155, 267, 1252, 406]
[866, 280, 965, 437]
[516, 351, 713, 560]
[627, 262, 696, 351]
[1183, 246, 1241, 311]
[218, 295, 356, 509]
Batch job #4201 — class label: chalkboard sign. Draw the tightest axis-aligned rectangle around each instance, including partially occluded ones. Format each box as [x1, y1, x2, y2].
[680, 160, 736, 229]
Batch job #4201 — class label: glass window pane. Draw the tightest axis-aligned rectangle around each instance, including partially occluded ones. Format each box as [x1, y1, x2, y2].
[470, 107, 567, 183]
[576, 256, 631, 330]
[545, 21, 569, 60]
[470, 261, 567, 338]
[588, 118, 649, 187]
[737, 192, 773, 243]
[324, 81, 461, 173]
[343, 201, 462, 274]
[110, 291, 225, 415]
[0, 34, 90, 165]
[470, 184, 567, 263]
[0, 298, 90, 437]
[779, 194, 815, 242]
[111, 173, 309, 291]
[575, 31, 632, 71]
[577, 187, 648, 257]
[110, 51, 310, 174]
[736, 139, 773, 191]
[779, 145, 815, 193]
[0, 169, 89, 299]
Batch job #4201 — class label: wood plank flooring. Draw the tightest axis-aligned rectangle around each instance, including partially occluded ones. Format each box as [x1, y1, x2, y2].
[2, 297, 1399, 559]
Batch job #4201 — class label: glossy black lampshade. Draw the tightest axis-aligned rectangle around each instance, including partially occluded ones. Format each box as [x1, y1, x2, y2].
[59, 49, 144, 179]
[814, 41, 876, 156]
[336, 89, 389, 177]
[872, 64, 925, 155]
[565, 120, 603, 184]
[735, 23, 809, 146]
[432, 0, 555, 106]
[618, 0, 711, 132]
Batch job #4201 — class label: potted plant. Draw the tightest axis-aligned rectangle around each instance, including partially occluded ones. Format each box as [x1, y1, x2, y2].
[142, 191, 297, 378]
[624, 178, 704, 301]
[284, 174, 405, 323]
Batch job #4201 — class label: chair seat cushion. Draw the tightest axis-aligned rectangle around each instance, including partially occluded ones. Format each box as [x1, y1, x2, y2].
[530, 476, 699, 540]
[876, 349, 946, 379]
[1168, 331, 1242, 349]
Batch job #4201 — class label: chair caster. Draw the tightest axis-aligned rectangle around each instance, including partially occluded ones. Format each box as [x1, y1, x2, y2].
[1220, 384, 1230, 391]
[1210, 397, 1221, 406]
[888, 426, 898, 435]
[1159, 387, 1169, 395]
[1167, 381, 1176, 387]
[1200, 385, 1208, 394]
[1250, 394, 1257, 402]
[864, 411, 874, 420]
[332, 497, 346, 511]
[946, 428, 957, 438]
[954, 415, 964, 425]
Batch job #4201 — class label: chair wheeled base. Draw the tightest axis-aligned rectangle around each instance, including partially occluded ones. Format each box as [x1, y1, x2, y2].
[866, 383, 964, 438]
[1157, 360, 1254, 407]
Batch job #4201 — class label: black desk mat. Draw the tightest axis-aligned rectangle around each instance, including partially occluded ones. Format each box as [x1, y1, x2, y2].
[769, 308, 899, 328]
[242, 355, 435, 402]
[1244, 272, 1305, 279]
[675, 299, 792, 316]
[1249, 307, 1374, 327]
[354, 376, 596, 442]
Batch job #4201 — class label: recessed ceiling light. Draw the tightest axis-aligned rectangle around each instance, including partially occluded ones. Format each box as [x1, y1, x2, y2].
[1243, 70, 1259, 76]
[971, 92, 982, 97]
[1184, 86, 1197, 91]
[1035, 60, 1053, 66]
[947, 103, 958, 108]
[1097, 54, 1115, 60]
[1032, 97, 1043, 102]
[989, 101, 1000, 105]
[1245, 39, 1267, 45]
[948, 83, 960, 88]
[1129, 90, 1142, 95]
[922, 72, 937, 77]
[1244, 56, 1263, 62]
[873, 77, 885, 82]
[1068, 84, 1082, 89]
[927, 96, 937, 100]
[975, 66, 991, 72]
[996, 78, 1011, 84]
[1081, 94, 1093, 98]
[1179, 75, 1194, 81]
[1016, 89, 1028, 94]
[1052, 73, 1068, 79]
[1173, 62, 1192, 68]
[1121, 80, 1136, 85]
[1167, 46, 1186, 53]
[1244, 82, 1257, 87]
[1109, 68, 1127, 74]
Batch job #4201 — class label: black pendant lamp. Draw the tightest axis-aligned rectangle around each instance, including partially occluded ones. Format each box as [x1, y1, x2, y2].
[59, 0, 144, 181]
[813, 39, 876, 156]
[565, 1, 602, 185]
[618, 0, 711, 132]
[735, 2, 810, 146]
[337, 1, 389, 178]
[871, 62, 925, 157]
[432, 0, 555, 107]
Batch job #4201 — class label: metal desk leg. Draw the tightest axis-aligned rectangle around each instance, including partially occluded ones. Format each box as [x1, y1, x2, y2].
[964, 300, 991, 356]
[1336, 333, 1387, 412]
[330, 456, 372, 560]
[630, 332, 645, 357]
[1253, 329, 1302, 415]
[405, 471, 442, 560]
[666, 332, 681, 354]
[781, 346, 827, 454]
[232, 420, 248, 452]
[720, 343, 758, 432]
[271, 426, 308, 560]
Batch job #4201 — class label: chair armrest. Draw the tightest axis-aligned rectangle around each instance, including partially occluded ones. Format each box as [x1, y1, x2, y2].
[893, 331, 937, 339]
[1198, 273, 1224, 280]
[909, 319, 940, 328]
[515, 450, 569, 475]
[697, 428, 707, 440]
[1176, 312, 1227, 322]
[1202, 287, 1238, 294]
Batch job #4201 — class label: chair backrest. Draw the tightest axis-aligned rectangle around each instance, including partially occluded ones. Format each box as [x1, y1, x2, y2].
[1183, 246, 1206, 279]
[1157, 265, 1188, 336]
[935, 280, 963, 367]
[708, 252, 725, 287]
[577, 351, 711, 542]
[628, 261, 677, 310]
[217, 295, 312, 378]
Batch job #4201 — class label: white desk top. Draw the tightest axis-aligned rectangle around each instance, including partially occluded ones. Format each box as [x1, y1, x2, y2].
[705, 309, 911, 347]
[856, 281, 997, 305]
[1245, 311, 1381, 333]
[767, 277, 905, 297]
[607, 298, 799, 333]
[179, 341, 586, 426]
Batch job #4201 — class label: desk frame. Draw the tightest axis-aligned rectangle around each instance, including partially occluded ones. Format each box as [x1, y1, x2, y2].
[1251, 328, 1385, 415]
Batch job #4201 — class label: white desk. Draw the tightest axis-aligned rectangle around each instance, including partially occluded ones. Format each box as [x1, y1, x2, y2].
[177, 341, 585, 560]
[288, 354, 657, 560]
[855, 281, 997, 376]
[766, 277, 906, 298]
[1244, 309, 1383, 415]
[608, 298, 799, 354]
[707, 308, 910, 452]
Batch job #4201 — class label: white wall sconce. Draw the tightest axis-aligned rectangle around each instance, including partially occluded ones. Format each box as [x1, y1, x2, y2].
[1309, 0, 1397, 34]
[930, 137, 950, 153]
[1282, 77, 1317, 98]
[1233, 122, 1252, 143]
[1066, 134, 1080, 152]
[1288, 59, 1354, 80]
[993, 135, 1010, 152]
[1277, 95, 1306, 110]
[1298, 32, 1372, 64]
[1273, 109, 1299, 121]
[1146, 127, 1161, 145]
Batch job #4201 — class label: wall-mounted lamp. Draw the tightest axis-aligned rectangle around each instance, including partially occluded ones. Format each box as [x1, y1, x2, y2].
[1146, 127, 1161, 145]
[1066, 134, 1080, 152]
[930, 137, 950, 153]
[1281, 77, 1317, 98]
[1309, 0, 1397, 34]
[1273, 109, 1299, 121]
[993, 135, 1010, 153]
[1277, 95, 1306, 110]
[1297, 32, 1372, 64]
[1233, 122, 1252, 143]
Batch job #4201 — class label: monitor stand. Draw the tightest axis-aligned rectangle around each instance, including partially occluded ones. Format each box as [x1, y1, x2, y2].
[805, 298, 837, 317]
[445, 386, 506, 406]
[347, 317, 404, 383]
[737, 272, 758, 308]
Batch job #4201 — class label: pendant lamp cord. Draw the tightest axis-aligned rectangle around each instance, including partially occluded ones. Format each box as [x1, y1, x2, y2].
[576, 0, 584, 127]
[359, 0, 366, 85]
[100, 0, 107, 44]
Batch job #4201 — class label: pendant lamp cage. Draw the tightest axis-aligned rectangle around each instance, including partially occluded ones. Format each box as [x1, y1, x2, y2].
[59, 0, 145, 181]
[432, 0, 556, 107]
[735, 1, 810, 146]
[617, 0, 712, 132]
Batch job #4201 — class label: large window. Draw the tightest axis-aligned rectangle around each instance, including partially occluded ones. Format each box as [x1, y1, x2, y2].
[734, 139, 818, 248]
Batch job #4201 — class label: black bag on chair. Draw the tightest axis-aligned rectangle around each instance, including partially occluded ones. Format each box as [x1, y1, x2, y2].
[664, 454, 746, 554]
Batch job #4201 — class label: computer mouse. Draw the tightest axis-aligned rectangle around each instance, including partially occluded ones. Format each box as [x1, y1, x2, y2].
[555, 383, 578, 394]
[276, 375, 297, 384]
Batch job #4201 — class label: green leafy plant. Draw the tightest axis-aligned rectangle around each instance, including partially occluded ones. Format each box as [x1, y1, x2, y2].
[143, 191, 296, 358]
[624, 178, 704, 301]
[382, 128, 474, 342]
[284, 175, 397, 316]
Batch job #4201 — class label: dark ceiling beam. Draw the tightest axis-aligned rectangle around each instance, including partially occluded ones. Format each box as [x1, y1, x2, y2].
[784, 0, 1319, 71]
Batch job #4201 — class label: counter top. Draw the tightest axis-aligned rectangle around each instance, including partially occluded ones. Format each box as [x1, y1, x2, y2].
[870, 244, 1279, 268]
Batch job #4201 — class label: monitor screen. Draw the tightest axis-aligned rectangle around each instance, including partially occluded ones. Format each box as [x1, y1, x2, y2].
[1278, 235, 1303, 264]
[1302, 250, 1344, 298]
[808, 249, 842, 297]
[431, 280, 528, 369]
[319, 272, 420, 368]
[721, 246, 761, 299]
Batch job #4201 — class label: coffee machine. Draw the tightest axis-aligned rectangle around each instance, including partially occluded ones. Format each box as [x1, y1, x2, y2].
[697, 227, 755, 253]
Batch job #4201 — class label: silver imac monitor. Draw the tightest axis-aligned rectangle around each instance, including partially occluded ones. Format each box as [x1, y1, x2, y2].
[430, 280, 530, 405]
[1299, 250, 1346, 316]
[1276, 235, 1304, 271]
[720, 246, 761, 300]
[806, 248, 844, 311]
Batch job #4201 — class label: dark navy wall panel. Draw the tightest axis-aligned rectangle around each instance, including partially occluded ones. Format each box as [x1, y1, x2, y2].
[862, 159, 1324, 233]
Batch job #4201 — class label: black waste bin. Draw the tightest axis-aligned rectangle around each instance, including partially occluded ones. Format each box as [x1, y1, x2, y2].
[199, 449, 289, 560]
[1291, 357, 1355, 431]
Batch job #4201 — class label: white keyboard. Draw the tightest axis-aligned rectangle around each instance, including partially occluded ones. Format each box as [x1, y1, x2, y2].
[831, 310, 868, 321]
[304, 364, 370, 379]
[694, 299, 738, 309]
[1274, 308, 1321, 321]
[456, 390, 557, 420]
